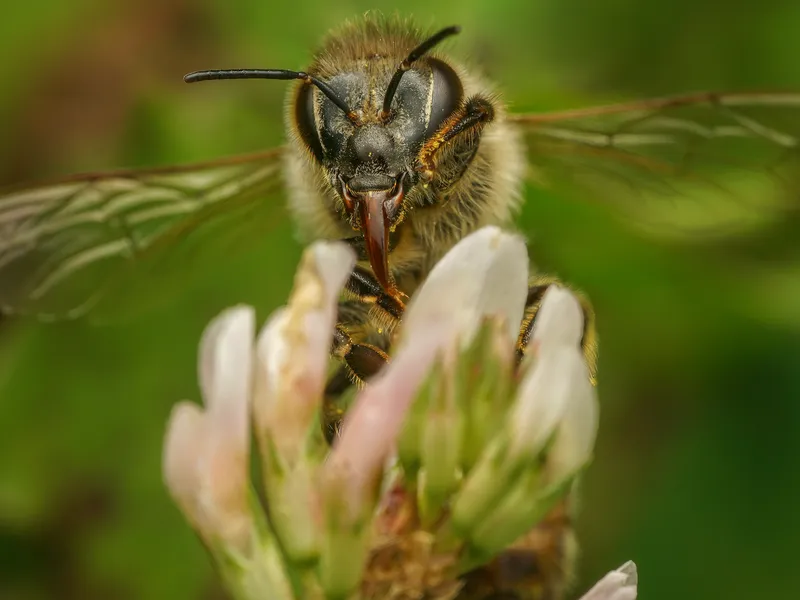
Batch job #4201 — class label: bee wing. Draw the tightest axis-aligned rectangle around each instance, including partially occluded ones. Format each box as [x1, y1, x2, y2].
[510, 92, 800, 238]
[0, 148, 287, 319]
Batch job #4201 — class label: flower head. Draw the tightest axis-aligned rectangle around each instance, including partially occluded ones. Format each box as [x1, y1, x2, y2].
[162, 226, 625, 600]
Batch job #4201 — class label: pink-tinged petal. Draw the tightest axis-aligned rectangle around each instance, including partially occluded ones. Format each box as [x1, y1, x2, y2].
[201, 427, 254, 551]
[163, 401, 207, 523]
[327, 227, 529, 519]
[509, 286, 595, 465]
[325, 323, 449, 519]
[253, 242, 355, 463]
[293, 242, 355, 402]
[255, 307, 289, 409]
[578, 561, 638, 600]
[198, 305, 255, 450]
[254, 308, 298, 456]
[164, 307, 257, 552]
[165, 401, 255, 552]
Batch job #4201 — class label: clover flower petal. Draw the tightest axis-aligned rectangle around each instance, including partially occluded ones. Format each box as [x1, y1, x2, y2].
[163, 306, 256, 553]
[578, 561, 638, 600]
[253, 241, 355, 464]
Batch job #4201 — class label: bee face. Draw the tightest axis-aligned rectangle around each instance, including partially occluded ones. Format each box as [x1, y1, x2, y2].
[290, 54, 466, 296]
[294, 59, 463, 170]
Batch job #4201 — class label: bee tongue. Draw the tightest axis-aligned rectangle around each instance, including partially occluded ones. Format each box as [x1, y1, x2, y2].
[359, 190, 395, 296]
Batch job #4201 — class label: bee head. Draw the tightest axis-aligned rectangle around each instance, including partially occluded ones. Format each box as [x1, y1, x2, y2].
[184, 26, 463, 298]
[294, 26, 463, 297]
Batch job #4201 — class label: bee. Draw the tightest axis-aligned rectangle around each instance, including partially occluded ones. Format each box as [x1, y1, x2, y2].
[2, 14, 800, 599]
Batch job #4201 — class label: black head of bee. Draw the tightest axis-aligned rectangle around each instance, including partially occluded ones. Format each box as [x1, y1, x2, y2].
[184, 26, 465, 297]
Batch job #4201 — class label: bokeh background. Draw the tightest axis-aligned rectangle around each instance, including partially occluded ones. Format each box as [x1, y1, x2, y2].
[2, 0, 799, 598]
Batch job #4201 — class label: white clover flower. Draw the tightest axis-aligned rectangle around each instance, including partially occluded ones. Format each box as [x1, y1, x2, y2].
[162, 226, 630, 600]
[578, 561, 638, 600]
[163, 305, 255, 553]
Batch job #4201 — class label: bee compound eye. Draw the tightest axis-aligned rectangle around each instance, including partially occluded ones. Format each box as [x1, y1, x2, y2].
[294, 82, 324, 161]
[425, 58, 464, 137]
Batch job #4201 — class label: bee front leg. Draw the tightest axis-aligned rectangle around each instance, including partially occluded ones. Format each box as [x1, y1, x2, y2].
[320, 327, 390, 443]
[331, 324, 390, 383]
[330, 264, 407, 385]
[343, 264, 406, 328]
[417, 96, 495, 181]
[334, 264, 407, 383]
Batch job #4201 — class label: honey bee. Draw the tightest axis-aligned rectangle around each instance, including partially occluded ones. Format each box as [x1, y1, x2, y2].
[2, 14, 800, 598]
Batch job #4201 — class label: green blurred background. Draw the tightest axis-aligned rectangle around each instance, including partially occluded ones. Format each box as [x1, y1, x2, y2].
[1, 0, 799, 598]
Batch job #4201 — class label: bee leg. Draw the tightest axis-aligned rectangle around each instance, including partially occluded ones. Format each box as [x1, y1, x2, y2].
[344, 264, 406, 327]
[331, 324, 390, 383]
[320, 325, 390, 444]
[515, 276, 598, 384]
[322, 366, 354, 444]
[417, 96, 495, 180]
[332, 264, 409, 382]
[322, 265, 407, 443]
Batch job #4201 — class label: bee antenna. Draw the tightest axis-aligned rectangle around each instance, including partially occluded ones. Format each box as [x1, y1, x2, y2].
[184, 69, 359, 122]
[380, 25, 461, 119]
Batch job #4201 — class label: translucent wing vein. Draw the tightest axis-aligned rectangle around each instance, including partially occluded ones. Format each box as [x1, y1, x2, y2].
[511, 92, 800, 238]
[0, 149, 285, 318]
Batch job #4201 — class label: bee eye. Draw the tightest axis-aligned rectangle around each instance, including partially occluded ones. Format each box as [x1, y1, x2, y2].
[425, 58, 463, 137]
[294, 83, 325, 161]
